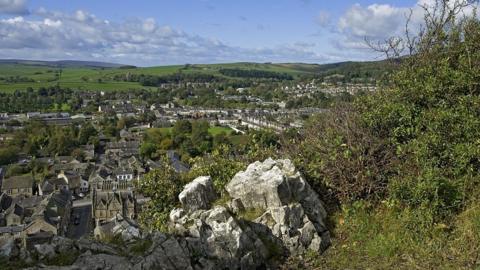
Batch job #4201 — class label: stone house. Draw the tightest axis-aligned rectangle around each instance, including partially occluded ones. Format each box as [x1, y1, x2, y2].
[1, 175, 35, 198]
[39, 177, 69, 195]
[92, 191, 135, 225]
[57, 171, 89, 195]
[5, 204, 24, 226]
[0, 225, 25, 239]
[105, 141, 140, 157]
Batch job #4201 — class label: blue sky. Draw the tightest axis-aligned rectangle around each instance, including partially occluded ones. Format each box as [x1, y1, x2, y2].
[0, 0, 432, 66]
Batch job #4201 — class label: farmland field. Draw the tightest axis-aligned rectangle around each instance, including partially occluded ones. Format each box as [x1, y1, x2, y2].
[0, 60, 388, 93]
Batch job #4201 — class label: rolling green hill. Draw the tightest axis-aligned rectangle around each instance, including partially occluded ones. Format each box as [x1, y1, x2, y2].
[0, 60, 392, 93]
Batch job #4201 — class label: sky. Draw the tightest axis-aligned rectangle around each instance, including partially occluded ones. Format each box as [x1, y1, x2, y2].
[0, 0, 467, 66]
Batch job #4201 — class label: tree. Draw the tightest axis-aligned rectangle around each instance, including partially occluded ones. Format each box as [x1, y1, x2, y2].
[137, 160, 186, 231]
[213, 132, 231, 148]
[140, 142, 157, 159]
[172, 120, 192, 137]
[191, 121, 212, 153]
[0, 146, 19, 166]
[78, 123, 97, 145]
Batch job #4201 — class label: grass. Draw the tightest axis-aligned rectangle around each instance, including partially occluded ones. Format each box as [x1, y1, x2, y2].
[102, 233, 125, 247]
[285, 201, 480, 270]
[129, 239, 153, 255]
[212, 194, 232, 208]
[44, 251, 80, 266]
[0, 256, 34, 270]
[238, 207, 265, 221]
[209, 126, 233, 136]
[229, 135, 249, 146]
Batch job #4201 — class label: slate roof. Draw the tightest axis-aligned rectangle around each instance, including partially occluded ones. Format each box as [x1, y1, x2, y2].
[2, 175, 34, 190]
[17, 196, 44, 209]
[0, 192, 13, 211]
[167, 151, 190, 173]
[5, 203, 24, 217]
[0, 224, 25, 234]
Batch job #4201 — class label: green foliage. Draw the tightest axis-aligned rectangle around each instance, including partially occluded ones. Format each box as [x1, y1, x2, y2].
[139, 142, 157, 159]
[172, 120, 192, 137]
[296, 201, 480, 270]
[0, 146, 19, 166]
[282, 4, 480, 269]
[187, 145, 246, 195]
[5, 164, 30, 177]
[218, 68, 294, 80]
[137, 159, 186, 232]
[285, 105, 395, 206]
[102, 233, 125, 247]
[354, 14, 480, 218]
[129, 239, 153, 255]
[44, 251, 80, 266]
[77, 122, 97, 145]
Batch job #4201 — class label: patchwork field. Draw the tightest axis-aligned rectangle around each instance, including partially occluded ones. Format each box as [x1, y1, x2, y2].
[0, 60, 388, 93]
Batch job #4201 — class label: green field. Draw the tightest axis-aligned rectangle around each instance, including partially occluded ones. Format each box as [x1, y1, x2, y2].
[0, 60, 389, 93]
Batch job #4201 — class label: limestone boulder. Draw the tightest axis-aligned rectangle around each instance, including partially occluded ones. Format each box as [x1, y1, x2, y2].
[179, 176, 216, 212]
[226, 158, 330, 254]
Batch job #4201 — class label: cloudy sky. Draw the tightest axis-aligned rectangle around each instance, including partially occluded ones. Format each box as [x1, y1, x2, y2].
[0, 0, 462, 66]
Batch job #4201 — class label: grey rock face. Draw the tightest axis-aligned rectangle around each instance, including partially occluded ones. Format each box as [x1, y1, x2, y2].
[179, 176, 217, 212]
[0, 238, 14, 257]
[169, 158, 330, 268]
[170, 206, 267, 270]
[34, 243, 57, 260]
[133, 233, 193, 270]
[74, 253, 132, 270]
[226, 158, 330, 254]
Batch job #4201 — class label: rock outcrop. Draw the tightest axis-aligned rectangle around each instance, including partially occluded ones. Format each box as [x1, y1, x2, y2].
[178, 176, 216, 212]
[227, 158, 330, 254]
[6, 158, 329, 270]
[169, 158, 331, 268]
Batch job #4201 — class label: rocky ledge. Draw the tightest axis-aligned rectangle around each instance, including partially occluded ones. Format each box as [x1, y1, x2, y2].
[169, 158, 330, 269]
[6, 158, 330, 270]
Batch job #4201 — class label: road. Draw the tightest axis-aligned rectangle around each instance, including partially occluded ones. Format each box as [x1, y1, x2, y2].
[67, 204, 92, 239]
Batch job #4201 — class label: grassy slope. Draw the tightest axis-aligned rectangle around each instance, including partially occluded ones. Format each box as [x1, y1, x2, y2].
[0, 61, 389, 93]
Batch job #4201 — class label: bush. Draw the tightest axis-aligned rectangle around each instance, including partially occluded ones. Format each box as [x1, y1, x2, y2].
[137, 159, 186, 232]
[0, 146, 19, 166]
[285, 104, 396, 207]
[187, 145, 246, 196]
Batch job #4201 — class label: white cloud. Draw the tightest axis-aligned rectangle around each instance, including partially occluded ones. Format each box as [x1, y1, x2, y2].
[0, 0, 28, 15]
[334, 0, 479, 52]
[0, 8, 336, 65]
[338, 3, 411, 40]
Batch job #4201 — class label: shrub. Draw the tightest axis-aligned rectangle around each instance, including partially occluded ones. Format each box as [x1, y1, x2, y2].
[137, 158, 186, 232]
[284, 104, 396, 207]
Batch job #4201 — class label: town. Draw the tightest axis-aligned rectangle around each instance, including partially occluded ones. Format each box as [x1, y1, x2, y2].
[0, 75, 377, 250]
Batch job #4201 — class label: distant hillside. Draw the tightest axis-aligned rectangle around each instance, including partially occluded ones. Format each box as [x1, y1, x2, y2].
[0, 59, 125, 68]
[0, 60, 392, 92]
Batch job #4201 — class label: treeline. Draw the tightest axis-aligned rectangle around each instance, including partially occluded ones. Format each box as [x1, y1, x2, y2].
[0, 86, 80, 113]
[218, 68, 294, 80]
[113, 72, 222, 86]
[1, 121, 98, 162]
[0, 76, 35, 83]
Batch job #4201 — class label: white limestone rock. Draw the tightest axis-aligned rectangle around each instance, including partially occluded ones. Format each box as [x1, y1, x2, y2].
[179, 176, 217, 212]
